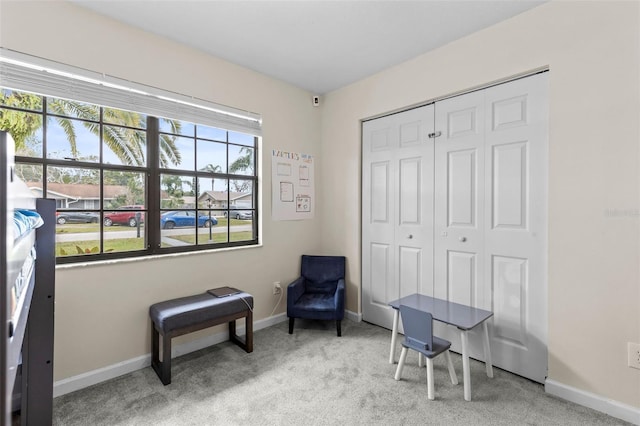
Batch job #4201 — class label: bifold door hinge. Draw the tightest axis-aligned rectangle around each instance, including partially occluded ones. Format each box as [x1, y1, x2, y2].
[428, 131, 442, 139]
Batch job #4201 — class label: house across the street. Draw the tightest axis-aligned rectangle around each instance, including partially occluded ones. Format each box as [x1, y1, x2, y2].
[27, 183, 129, 210]
[27, 183, 251, 211]
[197, 191, 252, 210]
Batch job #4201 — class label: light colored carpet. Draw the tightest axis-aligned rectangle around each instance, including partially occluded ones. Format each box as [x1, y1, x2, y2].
[53, 320, 630, 425]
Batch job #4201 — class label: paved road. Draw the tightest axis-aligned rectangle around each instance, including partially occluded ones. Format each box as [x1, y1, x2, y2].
[55, 224, 253, 242]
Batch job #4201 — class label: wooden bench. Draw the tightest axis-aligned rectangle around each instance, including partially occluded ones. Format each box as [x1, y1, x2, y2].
[149, 290, 253, 385]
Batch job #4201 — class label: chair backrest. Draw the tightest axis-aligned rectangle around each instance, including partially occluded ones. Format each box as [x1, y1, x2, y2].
[399, 304, 434, 351]
[301, 255, 346, 293]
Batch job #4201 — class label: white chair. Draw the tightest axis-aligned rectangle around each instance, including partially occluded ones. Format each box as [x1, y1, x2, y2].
[394, 304, 458, 400]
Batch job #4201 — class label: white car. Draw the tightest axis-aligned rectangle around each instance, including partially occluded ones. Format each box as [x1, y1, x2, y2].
[225, 210, 253, 220]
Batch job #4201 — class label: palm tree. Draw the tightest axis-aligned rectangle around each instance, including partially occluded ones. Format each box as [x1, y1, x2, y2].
[0, 90, 181, 167]
[0, 91, 43, 149]
[200, 163, 222, 191]
[161, 174, 185, 208]
[229, 147, 254, 192]
[229, 147, 254, 174]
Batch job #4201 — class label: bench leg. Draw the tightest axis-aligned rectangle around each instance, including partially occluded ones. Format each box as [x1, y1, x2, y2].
[228, 310, 253, 353]
[246, 309, 253, 352]
[152, 325, 160, 367]
[151, 327, 172, 385]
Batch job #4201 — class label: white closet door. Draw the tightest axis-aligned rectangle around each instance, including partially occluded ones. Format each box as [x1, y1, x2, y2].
[433, 74, 548, 383]
[362, 114, 397, 328]
[361, 73, 548, 383]
[482, 73, 548, 382]
[362, 105, 434, 329]
[432, 90, 488, 371]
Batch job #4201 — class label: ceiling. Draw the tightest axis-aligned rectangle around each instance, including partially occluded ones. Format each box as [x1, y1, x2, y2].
[71, 1, 545, 94]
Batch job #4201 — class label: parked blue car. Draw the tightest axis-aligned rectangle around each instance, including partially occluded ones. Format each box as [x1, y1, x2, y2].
[160, 211, 218, 229]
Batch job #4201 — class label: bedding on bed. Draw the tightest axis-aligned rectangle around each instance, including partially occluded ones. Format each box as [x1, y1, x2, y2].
[13, 209, 44, 239]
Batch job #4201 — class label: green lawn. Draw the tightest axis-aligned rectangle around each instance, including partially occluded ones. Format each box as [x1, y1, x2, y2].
[56, 238, 146, 256]
[56, 224, 144, 234]
[56, 223, 253, 257]
[169, 231, 254, 244]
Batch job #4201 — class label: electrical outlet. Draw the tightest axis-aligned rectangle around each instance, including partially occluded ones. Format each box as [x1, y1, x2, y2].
[273, 281, 282, 295]
[628, 342, 640, 369]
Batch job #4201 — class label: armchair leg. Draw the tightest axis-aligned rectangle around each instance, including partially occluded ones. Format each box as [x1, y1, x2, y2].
[337, 320, 342, 337]
[289, 317, 294, 334]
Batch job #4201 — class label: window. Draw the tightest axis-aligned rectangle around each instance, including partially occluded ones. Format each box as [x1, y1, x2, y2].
[0, 89, 259, 263]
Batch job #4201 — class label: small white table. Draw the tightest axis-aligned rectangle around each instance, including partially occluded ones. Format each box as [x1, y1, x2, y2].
[388, 293, 494, 401]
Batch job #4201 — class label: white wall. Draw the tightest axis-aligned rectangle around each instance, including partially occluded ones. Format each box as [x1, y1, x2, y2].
[0, 1, 323, 379]
[320, 0, 640, 410]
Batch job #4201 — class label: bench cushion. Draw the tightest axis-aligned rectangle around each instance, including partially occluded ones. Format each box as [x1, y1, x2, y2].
[149, 292, 253, 334]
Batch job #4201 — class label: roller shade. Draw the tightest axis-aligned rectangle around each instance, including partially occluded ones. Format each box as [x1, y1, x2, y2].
[0, 49, 262, 136]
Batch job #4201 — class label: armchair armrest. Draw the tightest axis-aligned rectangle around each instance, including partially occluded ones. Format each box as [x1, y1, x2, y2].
[334, 278, 345, 317]
[287, 276, 306, 308]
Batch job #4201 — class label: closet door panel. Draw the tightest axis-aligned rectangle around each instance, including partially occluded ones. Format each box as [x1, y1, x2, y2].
[492, 255, 528, 346]
[483, 73, 548, 382]
[370, 161, 391, 223]
[492, 141, 527, 229]
[362, 105, 434, 329]
[447, 149, 477, 227]
[362, 117, 397, 327]
[447, 250, 478, 307]
[434, 91, 485, 304]
[368, 158, 392, 307]
[399, 157, 421, 225]
[394, 106, 434, 300]
[398, 246, 422, 297]
[433, 90, 486, 357]
[369, 243, 391, 306]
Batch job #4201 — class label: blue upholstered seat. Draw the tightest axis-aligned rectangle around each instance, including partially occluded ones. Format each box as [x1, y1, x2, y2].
[287, 255, 346, 336]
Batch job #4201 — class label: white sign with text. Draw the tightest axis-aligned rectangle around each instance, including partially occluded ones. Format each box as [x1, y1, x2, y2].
[272, 150, 314, 220]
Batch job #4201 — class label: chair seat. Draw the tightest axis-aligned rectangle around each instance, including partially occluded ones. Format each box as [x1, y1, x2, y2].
[287, 255, 346, 336]
[402, 335, 451, 359]
[293, 293, 336, 312]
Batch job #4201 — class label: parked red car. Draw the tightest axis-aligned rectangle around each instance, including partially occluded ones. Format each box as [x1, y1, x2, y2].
[103, 205, 145, 227]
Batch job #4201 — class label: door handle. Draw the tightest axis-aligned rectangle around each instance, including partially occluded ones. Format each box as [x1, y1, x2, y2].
[408, 234, 413, 239]
[459, 237, 467, 242]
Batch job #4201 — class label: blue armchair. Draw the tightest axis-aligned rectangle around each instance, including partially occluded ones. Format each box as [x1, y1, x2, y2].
[287, 255, 346, 336]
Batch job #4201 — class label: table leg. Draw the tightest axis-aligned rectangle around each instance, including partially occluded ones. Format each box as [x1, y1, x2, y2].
[482, 321, 493, 378]
[389, 309, 399, 364]
[460, 330, 471, 401]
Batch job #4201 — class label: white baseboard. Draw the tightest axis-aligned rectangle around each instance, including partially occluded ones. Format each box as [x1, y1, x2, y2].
[53, 353, 150, 398]
[53, 313, 288, 398]
[345, 309, 362, 322]
[545, 379, 640, 425]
